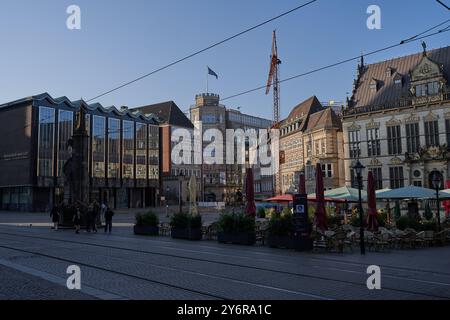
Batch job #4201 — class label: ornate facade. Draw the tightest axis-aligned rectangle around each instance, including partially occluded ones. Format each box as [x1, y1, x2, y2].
[342, 44, 450, 190]
[278, 96, 345, 194]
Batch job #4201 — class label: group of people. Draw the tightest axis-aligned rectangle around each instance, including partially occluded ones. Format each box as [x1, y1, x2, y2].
[50, 200, 115, 234]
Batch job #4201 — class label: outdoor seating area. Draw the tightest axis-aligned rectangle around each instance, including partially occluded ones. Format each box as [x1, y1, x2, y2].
[310, 225, 450, 253]
[133, 164, 450, 255]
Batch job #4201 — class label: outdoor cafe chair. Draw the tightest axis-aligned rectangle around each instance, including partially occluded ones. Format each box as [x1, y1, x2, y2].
[159, 222, 171, 237]
[373, 233, 391, 252]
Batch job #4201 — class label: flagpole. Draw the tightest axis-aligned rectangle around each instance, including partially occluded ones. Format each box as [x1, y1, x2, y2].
[206, 66, 209, 93]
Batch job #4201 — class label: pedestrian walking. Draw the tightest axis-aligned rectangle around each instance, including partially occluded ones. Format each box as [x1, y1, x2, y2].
[86, 203, 94, 233]
[104, 207, 114, 233]
[73, 205, 81, 234]
[91, 201, 100, 233]
[50, 204, 60, 231]
[100, 202, 107, 225]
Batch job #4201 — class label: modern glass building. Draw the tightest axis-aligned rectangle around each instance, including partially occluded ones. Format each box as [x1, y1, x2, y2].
[0, 93, 160, 212]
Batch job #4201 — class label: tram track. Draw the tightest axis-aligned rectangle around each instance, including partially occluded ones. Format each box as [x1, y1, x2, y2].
[0, 230, 448, 299]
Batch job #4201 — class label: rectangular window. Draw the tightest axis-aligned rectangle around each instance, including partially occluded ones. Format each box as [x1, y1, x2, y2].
[122, 120, 135, 179]
[136, 122, 147, 180]
[57, 110, 73, 177]
[321, 163, 333, 178]
[416, 84, 427, 97]
[413, 181, 422, 187]
[387, 125, 402, 155]
[108, 118, 120, 179]
[348, 130, 361, 159]
[37, 107, 55, 177]
[446, 119, 450, 146]
[369, 167, 383, 190]
[321, 139, 326, 155]
[315, 141, 320, 155]
[406, 123, 420, 153]
[425, 120, 440, 147]
[428, 81, 439, 96]
[92, 116, 106, 178]
[389, 167, 404, 189]
[367, 128, 380, 157]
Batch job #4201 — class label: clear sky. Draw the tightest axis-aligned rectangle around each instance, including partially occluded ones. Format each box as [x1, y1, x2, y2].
[0, 0, 448, 120]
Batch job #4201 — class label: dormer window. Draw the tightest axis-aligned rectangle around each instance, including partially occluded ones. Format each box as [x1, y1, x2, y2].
[369, 79, 379, 92]
[386, 67, 394, 77]
[394, 73, 403, 86]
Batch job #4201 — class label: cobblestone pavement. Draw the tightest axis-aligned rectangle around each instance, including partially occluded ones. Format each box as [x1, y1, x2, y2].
[0, 265, 94, 300]
[0, 222, 449, 300]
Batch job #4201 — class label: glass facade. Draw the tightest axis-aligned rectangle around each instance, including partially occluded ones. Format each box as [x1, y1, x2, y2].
[108, 118, 120, 179]
[148, 125, 159, 180]
[38, 107, 55, 177]
[92, 116, 106, 178]
[136, 122, 147, 180]
[122, 120, 135, 179]
[57, 110, 73, 177]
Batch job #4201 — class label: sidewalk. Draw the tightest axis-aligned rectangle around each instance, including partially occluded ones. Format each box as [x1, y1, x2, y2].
[0, 206, 223, 226]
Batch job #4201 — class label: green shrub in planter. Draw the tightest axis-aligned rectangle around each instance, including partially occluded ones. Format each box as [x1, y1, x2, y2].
[218, 213, 255, 233]
[395, 215, 409, 231]
[257, 207, 266, 219]
[134, 211, 159, 236]
[135, 212, 159, 227]
[420, 219, 437, 231]
[170, 213, 203, 240]
[217, 213, 256, 245]
[327, 215, 339, 228]
[268, 213, 295, 237]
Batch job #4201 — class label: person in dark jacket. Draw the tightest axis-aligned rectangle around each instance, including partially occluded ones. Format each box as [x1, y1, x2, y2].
[50, 205, 60, 231]
[73, 204, 81, 234]
[104, 208, 114, 233]
[91, 200, 100, 233]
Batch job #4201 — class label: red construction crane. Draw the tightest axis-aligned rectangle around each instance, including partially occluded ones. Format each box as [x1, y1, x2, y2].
[266, 30, 282, 124]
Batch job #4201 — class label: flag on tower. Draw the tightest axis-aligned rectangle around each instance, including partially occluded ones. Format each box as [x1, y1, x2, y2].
[207, 66, 218, 79]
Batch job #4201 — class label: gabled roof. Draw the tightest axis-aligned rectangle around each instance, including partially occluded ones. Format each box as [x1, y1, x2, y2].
[283, 96, 324, 125]
[134, 101, 194, 129]
[305, 107, 342, 131]
[350, 46, 450, 108]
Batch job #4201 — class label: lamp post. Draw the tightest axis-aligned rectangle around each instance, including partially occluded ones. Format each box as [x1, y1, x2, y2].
[179, 172, 184, 214]
[353, 160, 366, 255]
[432, 172, 442, 232]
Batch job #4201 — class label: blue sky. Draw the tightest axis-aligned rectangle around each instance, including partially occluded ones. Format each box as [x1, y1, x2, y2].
[0, 0, 448, 119]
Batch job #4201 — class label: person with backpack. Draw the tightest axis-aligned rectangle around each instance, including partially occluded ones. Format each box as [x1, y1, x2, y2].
[104, 207, 114, 233]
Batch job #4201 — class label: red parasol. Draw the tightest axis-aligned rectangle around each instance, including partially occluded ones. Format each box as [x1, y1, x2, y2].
[366, 171, 378, 231]
[245, 168, 256, 217]
[314, 163, 327, 232]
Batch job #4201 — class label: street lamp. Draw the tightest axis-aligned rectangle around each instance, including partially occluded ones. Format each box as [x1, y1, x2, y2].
[353, 160, 366, 255]
[432, 172, 442, 232]
[178, 172, 184, 214]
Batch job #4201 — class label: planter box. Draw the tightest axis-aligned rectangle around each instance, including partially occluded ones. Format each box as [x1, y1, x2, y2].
[267, 235, 313, 251]
[171, 228, 203, 241]
[267, 235, 297, 249]
[218, 232, 256, 246]
[134, 225, 159, 236]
